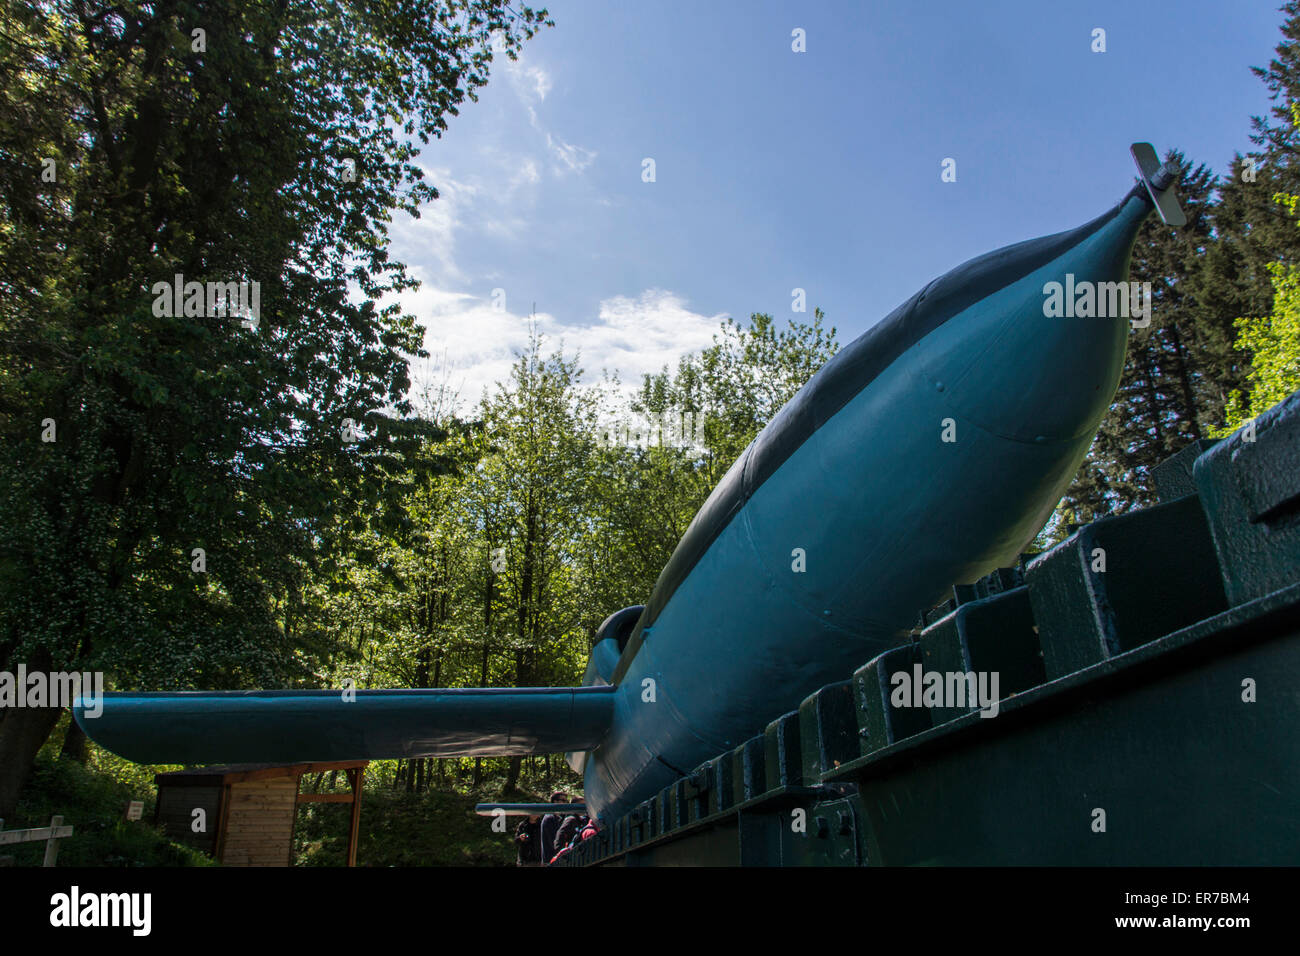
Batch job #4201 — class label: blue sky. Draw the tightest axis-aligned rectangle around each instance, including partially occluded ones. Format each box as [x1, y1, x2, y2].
[391, 0, 1287, 411]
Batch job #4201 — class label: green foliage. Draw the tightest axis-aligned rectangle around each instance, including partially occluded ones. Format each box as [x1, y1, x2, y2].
[0, 0, 551, 813]
[295, 788, 515, 867]
[1212, 102, 1300, 435]
[1216, 260, 1300, 432]
[635, 308, 839, 484]
[1045, 152, 1229, 542]
[9, 749, 212, 866]
[295, 758, 578, 866]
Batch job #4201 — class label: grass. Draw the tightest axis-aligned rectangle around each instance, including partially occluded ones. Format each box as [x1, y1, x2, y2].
[9, 718, 580, 866]
[295, 761, 583, 866]
[294, 788, 517, 866]
[6, 751, 213, 867]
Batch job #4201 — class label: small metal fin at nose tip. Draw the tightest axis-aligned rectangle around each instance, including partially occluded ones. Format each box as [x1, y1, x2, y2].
[1130, 142, 1188, 228]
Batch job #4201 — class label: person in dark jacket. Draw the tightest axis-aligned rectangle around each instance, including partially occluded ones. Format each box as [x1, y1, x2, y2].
[515, 814, 542, 866]
[554, 813, 581, 851]
[539, 791, 569, 863]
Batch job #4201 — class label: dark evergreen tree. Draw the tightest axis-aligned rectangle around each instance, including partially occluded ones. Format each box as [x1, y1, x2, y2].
[1054, 153, 1225, 529]
[1050, 5, 1300, 537]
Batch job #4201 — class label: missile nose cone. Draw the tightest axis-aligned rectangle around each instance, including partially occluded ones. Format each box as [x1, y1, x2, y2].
[941, 287, 1130, 444]
[926, 194, 1149, 444]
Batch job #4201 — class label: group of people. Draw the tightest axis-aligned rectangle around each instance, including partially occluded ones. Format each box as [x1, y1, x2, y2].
[514, 791, 598, 866]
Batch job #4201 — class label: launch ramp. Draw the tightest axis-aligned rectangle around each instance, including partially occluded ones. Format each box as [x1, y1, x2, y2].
[557, 391, 1300, 866]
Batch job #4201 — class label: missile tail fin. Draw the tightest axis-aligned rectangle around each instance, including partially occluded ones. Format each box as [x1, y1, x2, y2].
[1130, 142, 1187, 227]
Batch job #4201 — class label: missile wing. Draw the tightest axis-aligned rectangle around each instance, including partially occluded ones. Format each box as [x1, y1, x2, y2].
[76, 144, 1185, 824]
[74, 686, 615, 765]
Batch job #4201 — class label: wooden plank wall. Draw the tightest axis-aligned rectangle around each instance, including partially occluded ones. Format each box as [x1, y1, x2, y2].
[156, 785, 221, 855]
[219, 778, 299, 867]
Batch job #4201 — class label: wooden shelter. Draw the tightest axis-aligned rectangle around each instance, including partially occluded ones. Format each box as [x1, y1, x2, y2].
[154, 761, 367, 866]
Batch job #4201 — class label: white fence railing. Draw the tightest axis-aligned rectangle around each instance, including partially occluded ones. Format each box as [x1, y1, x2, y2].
[0, 815, 74, 866]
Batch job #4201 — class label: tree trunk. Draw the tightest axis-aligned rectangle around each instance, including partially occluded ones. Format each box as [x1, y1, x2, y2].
[0, 705, 63, 819]
[504, 755, 522, 795]
[59, 715, 89, 763]
[1139, 346, 1166, 447]
[1165, 320, 1204, 441]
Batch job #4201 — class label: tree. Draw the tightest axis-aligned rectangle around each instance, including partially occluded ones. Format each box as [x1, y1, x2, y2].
[1217, 261, 1300, 431]
[455, 329, 599, 788]
[1212, 109, 1300, 433]
[1050, 153, 1243, 534]
[634, 309, 839, 484]
[573, 310, 840, 623]
[0, 0, 550, 818]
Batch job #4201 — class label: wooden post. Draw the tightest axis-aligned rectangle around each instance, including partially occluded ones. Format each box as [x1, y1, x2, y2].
[214, 783, 233, 863]
[43, 815, 63, 867]
[289, 771, 302, 868]
[0, 816, 73, 865]
[346, 768, 363, 867]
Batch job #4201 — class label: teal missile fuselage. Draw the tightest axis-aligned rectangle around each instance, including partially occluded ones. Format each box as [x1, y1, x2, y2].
[578, 189, 1151, 821]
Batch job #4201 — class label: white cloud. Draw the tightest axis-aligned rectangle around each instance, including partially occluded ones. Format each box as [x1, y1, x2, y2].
[546, 132, 597, 174]
[395, 287, 725, 416]
[512, 158, 541, 188]
[582, 290, 725, 386]
[507, 60, 552, 103]
[388, 167, 478, 284]
[391, 276, 561, 415]
[525, 65, 552, 102]
[512, 60, 596, 177]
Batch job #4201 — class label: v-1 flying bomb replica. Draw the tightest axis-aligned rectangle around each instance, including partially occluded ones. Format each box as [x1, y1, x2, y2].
[76, 144, 1185, 827]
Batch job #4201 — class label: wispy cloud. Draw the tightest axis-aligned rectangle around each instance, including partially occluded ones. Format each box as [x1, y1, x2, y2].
[582, 290, 725, 386]
[397, 286, 724, 416]
[511, 158, 541, 188]
[388, 167, 479, 284]
[546, 132, 597, 174]
[508, 55, 598, 177]
[504, 59, 551, 102]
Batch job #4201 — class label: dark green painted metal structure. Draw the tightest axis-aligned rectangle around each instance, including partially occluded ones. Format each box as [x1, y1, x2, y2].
[557, 390, 1300, 866]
